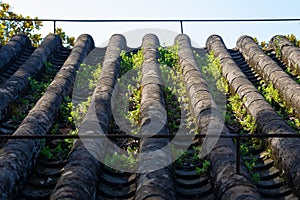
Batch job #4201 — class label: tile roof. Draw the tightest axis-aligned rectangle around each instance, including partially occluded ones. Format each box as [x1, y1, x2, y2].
[0, 33, 299, 199]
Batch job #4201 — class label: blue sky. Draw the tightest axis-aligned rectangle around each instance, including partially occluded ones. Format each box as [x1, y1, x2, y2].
[4, 0, 300, 47]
